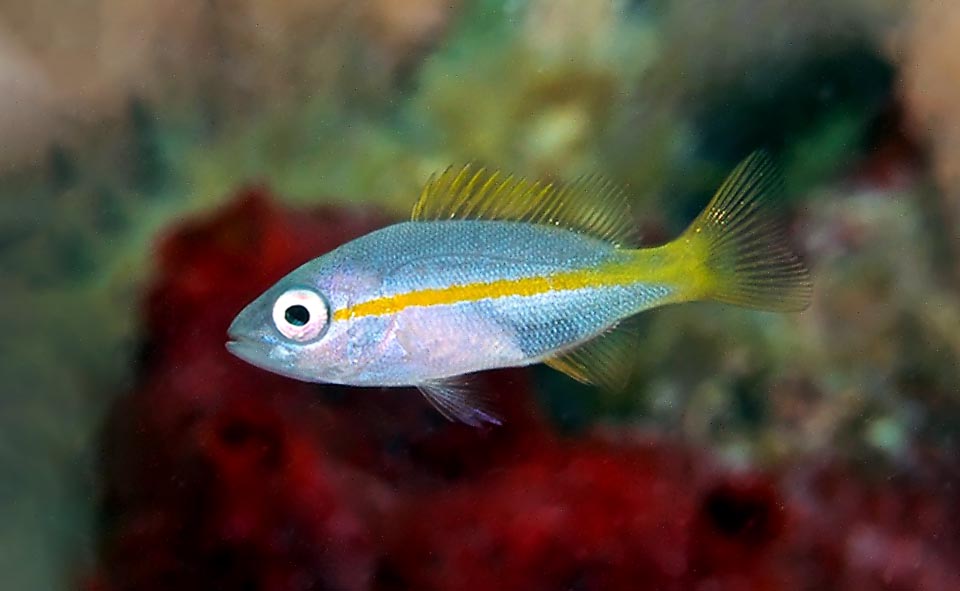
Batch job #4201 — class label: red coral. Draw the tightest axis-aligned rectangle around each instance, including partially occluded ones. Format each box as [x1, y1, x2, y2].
[688, 474, 787, 591]
[380, 440, 698, 591]
[379, 439, 798, 591]
[99, 389, 376, 591]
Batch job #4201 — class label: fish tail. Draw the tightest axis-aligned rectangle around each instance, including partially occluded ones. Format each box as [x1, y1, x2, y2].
[675, 151, 812, 312]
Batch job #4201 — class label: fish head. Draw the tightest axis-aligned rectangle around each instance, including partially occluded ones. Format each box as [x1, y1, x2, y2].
[226, 255, 381, 385]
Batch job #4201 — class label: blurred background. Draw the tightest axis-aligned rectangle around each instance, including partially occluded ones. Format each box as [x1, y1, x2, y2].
[2, 0, 959, 589]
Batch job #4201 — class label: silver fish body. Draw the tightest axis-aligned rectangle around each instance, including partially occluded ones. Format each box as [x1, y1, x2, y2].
[227, 220, 672, 387]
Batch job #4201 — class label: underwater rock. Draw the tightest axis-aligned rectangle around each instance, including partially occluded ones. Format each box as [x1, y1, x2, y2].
[780, 455, 960, 591]
[361, 0, 459, 81]
[0, 0, 459, 172]
[899, 0, 960, 284]
[0, 31, 59, 165]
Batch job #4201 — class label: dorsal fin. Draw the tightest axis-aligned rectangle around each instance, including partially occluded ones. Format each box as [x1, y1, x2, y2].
[543, 321, 637, 391]
[412, 164, 639, 247]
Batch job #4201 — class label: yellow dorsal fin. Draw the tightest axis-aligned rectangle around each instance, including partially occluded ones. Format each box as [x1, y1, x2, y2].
[412, 164, 639, 247]
[543, 322, 637, 391]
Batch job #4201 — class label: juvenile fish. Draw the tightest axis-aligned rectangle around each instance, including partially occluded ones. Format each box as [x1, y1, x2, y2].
[227, 152, 811, 425]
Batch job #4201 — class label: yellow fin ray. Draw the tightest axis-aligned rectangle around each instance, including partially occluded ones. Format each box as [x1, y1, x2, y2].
[413, 164, 639, 247]
[543, 322, 637, 391]
[681, 151, 812, 312]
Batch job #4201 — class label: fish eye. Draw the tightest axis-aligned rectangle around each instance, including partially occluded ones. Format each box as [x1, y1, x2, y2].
[285, 304, 310, 326]
[271, 288, 329, 342]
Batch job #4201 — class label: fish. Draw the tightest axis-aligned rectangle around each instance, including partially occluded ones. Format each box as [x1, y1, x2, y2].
[226, 152, 811, 426]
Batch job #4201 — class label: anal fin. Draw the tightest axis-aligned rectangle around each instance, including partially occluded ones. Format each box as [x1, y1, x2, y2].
[543, 322, 637, 391]
[417, 379, 502, 427]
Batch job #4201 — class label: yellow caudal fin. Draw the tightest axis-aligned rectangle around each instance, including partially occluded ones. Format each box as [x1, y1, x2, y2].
[681, 151, 812, 312]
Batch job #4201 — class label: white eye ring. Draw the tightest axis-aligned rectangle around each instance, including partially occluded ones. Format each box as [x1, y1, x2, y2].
[271, 288, 330, 342]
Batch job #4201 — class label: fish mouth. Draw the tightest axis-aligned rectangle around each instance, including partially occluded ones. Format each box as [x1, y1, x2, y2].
[225, 318, 264, 361]
[226, 312, 253, 346]
[225, 337, 285, 378]
[225, 332, 309, 382]
[225, 339, 247, 354]
[225, 337, 260, 360]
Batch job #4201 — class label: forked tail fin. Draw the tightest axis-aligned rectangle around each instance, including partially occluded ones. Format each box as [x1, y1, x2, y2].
[681, 151, 812, 312]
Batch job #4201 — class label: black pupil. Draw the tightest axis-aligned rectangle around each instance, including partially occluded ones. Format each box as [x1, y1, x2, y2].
[284, 305, 310, 327]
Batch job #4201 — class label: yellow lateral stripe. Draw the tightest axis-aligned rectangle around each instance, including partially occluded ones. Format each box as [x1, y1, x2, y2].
[332, 264, 640, 321]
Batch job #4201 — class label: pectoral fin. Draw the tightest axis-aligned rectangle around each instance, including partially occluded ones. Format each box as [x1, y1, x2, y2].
[417, 379, 502, 427]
